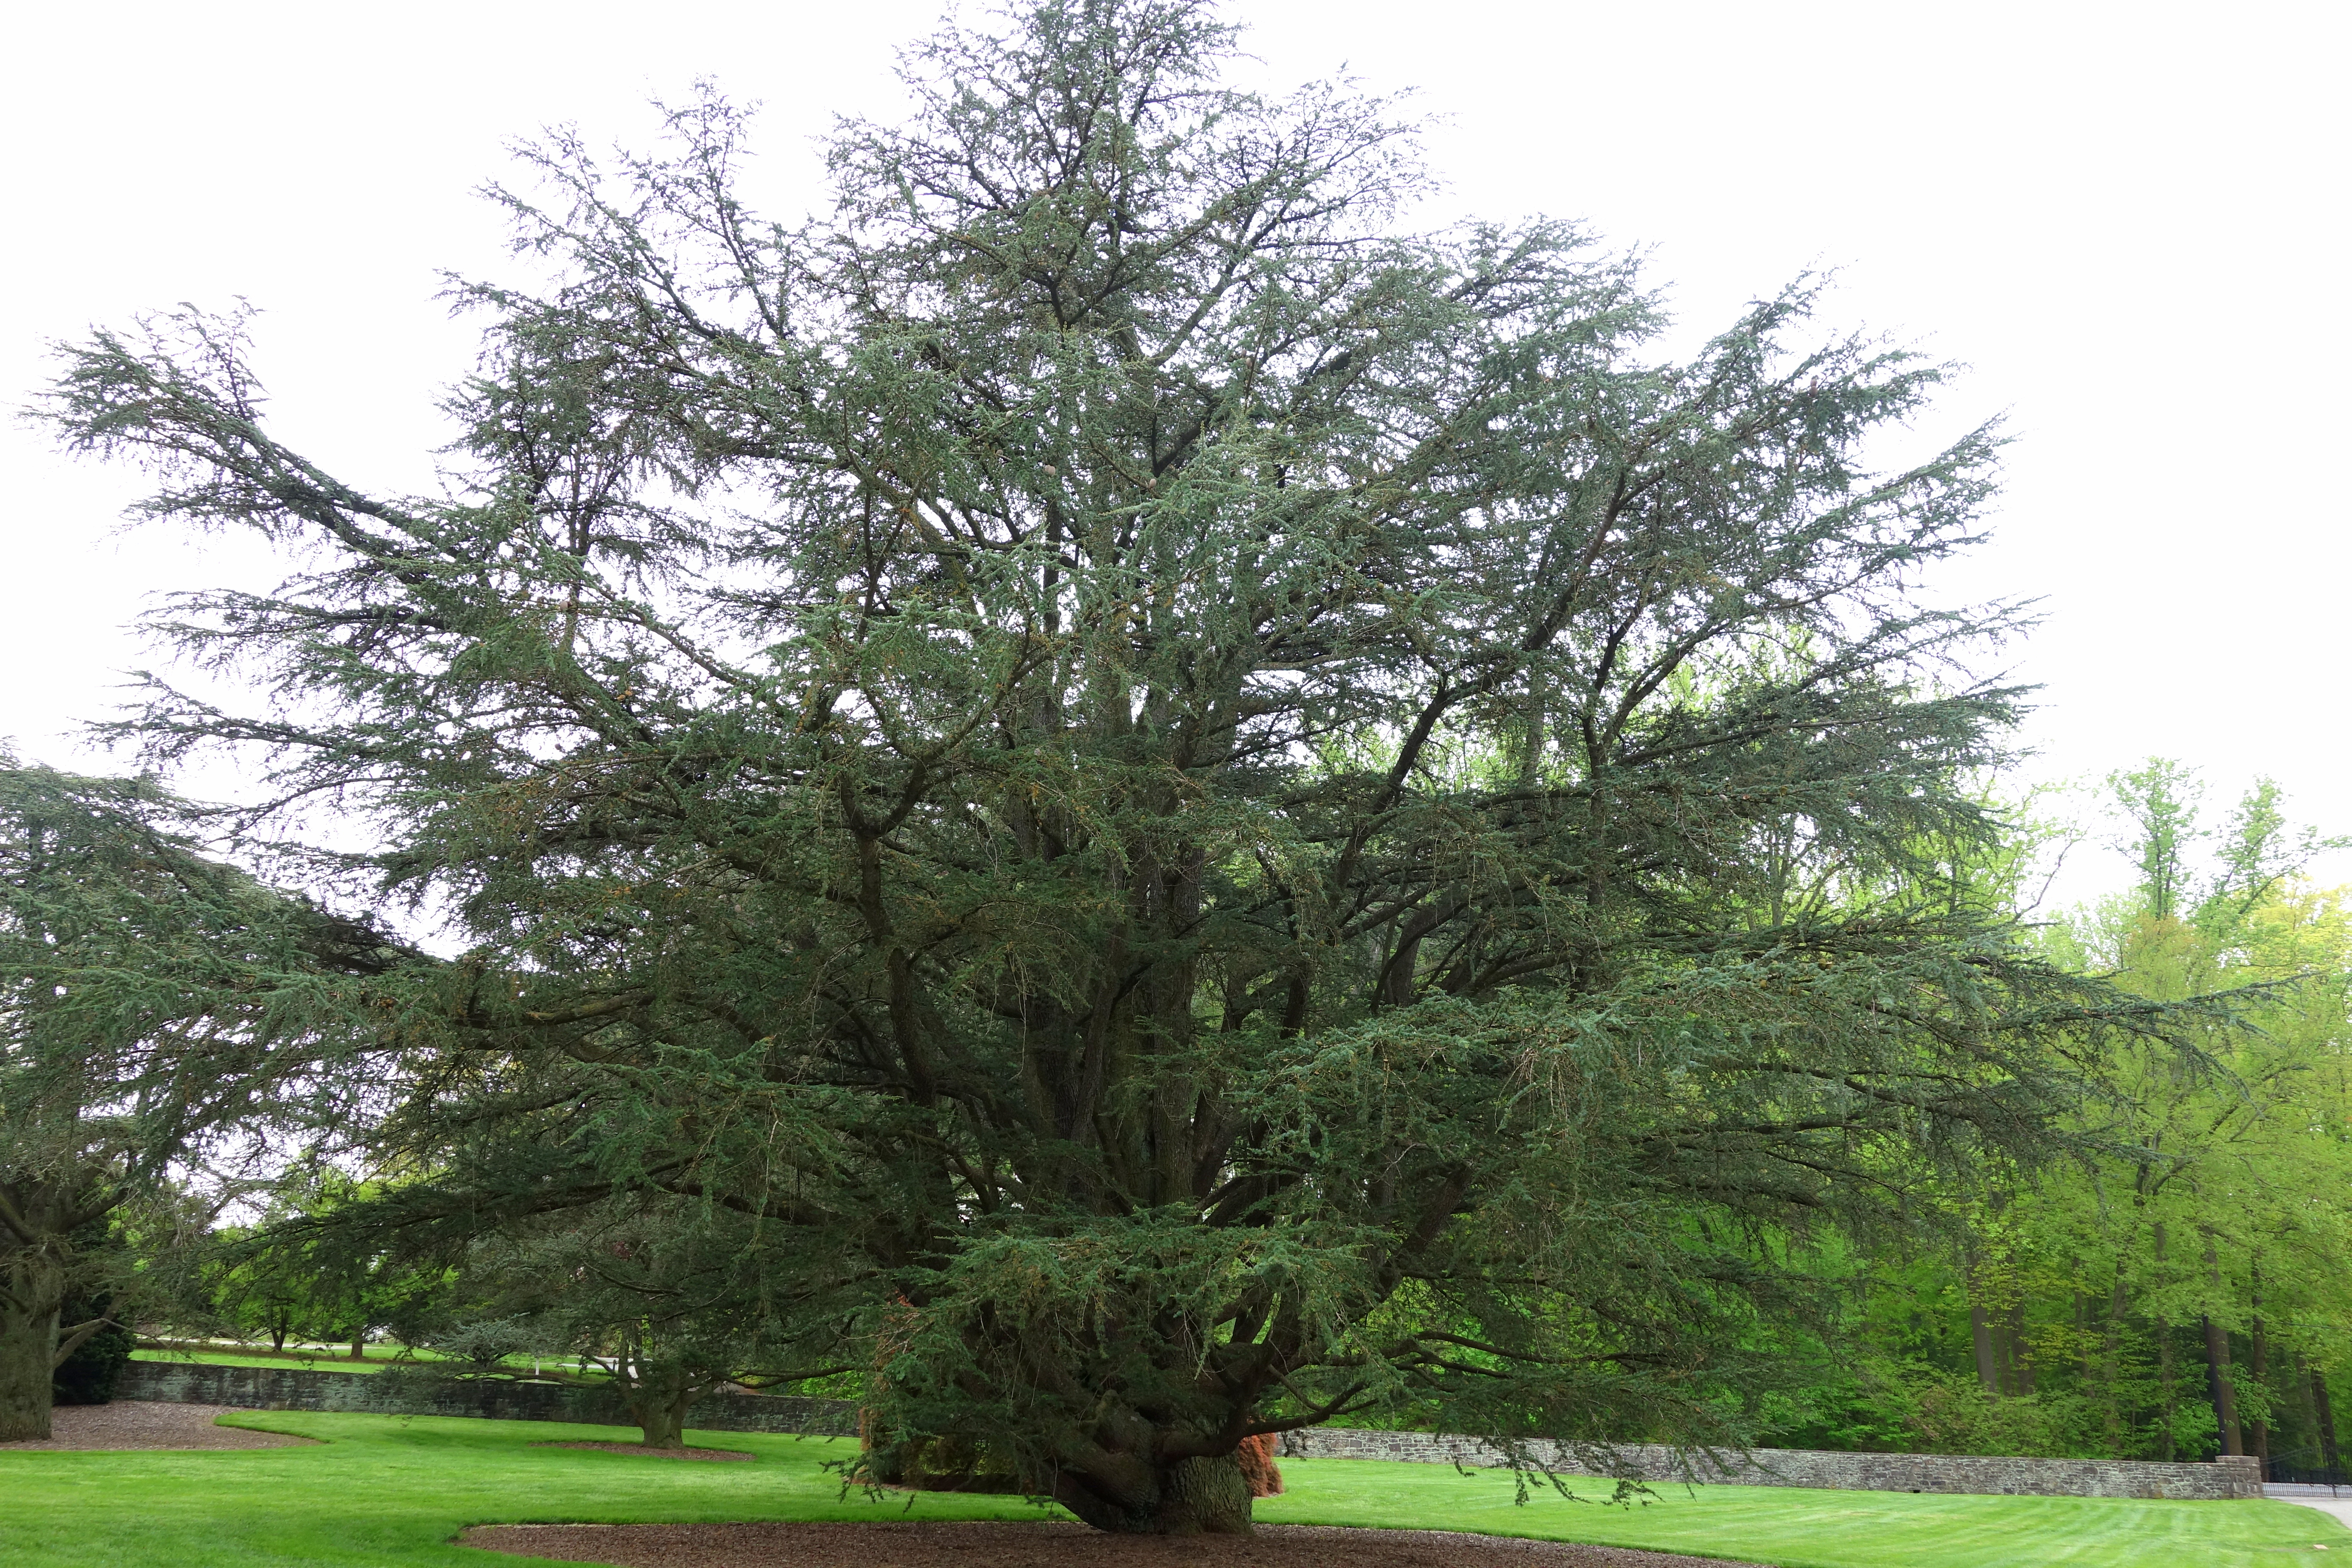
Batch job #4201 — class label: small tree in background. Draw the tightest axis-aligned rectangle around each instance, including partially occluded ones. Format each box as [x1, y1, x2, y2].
[205, 1172, 451, 1360]
[395, 1194, 850, 1447]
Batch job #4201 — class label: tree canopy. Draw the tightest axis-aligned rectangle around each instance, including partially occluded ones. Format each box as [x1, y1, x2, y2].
[0, 760, 391, 1439]
[35, 0, 2191, 1531]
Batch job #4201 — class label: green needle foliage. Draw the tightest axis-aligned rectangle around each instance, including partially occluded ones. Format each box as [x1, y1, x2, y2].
[36, 0, 2193, 1533]
[0, 760, 394, 1440]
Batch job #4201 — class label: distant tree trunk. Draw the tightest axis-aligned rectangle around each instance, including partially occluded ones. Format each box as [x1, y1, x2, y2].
[269, 1319, 288, 1354]
[2315, 1363, 2343, 1476]
[1971, 1300, 2000, 1394]
[2248, 1265, 2270, 1468]
[2102, 1270, 2128, 1449]
[2204, 1317, 2242, 1456]
[2202, 1233, 2241, 1457]
[2159, 1329, 2178, 1459]
[350, 1333, 365, 1362]
[2009, 1299, 2035, 1396]
[2155, 1222, 2176, 1460]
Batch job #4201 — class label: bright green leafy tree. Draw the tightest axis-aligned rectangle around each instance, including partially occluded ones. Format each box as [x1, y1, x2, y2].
[1783, 769, 2352, 1469]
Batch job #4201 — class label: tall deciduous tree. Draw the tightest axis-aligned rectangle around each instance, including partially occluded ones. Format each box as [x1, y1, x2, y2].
[39, 0, 2180, 1528]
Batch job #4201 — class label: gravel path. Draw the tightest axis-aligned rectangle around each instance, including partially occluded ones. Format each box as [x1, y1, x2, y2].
[2276, 1496, 2352, 1533]
[0, 1400, 315, 1451]
[461, 1522, 1768, 1568]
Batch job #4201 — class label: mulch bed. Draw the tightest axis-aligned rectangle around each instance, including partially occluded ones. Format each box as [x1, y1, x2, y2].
[0, 1400, 316, 1452]
[533, 1441, 755, 1461]
[461, 1522, 1768, 1568]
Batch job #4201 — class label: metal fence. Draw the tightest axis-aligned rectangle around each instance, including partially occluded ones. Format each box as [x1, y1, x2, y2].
[2264, 1449, 2348, 1488]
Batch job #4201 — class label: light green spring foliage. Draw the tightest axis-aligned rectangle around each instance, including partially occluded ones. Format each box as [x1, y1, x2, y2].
[34, 0, 2194, 1524]
[1777, 766, 2352, 1464]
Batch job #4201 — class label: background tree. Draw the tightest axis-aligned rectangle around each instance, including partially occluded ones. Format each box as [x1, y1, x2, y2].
[402, 1194, 849, 1448]
[201, 1172, 450, 1360]
[39, 0, 2190, 1529]
[0, 760, 392, 1439]
[1762, 769, 2352, 1470]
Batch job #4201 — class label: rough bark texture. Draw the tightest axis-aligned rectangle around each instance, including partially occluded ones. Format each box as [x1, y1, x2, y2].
[1052, 1452, 1254, 1536]
[0, 1292, 60, 1442]
[624, 1381, 700, 1450]
[0, 1235, 66, 1443]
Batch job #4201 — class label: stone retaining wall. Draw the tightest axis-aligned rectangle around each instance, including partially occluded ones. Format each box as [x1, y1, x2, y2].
[116, 1360, 858, 1437]
[1274, 1427, 2265, 1500]
[116, 1362, 2260, 1500]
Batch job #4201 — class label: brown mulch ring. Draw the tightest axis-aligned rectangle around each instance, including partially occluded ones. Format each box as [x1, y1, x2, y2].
[532, 1441, 755, 1462]
[0, 1400, 317, 1452]
[460, 1521, 1768, 1568]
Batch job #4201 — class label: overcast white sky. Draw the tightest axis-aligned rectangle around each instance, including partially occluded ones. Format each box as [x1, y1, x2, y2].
[5, 0, 2345, 906]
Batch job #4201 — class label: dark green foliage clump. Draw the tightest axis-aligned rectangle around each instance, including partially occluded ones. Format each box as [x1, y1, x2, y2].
[0, 762, 397, 1440]
[50, 1289, 134, 1406]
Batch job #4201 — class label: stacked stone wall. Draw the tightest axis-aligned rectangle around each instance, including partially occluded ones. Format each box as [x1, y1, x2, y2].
[116, 1360, 858, 1436]
[115, 1362, 2262, 1499]
[1274, 1427, 2265, 1500]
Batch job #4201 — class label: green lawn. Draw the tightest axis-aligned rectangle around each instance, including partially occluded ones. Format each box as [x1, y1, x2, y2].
[1, 1409, 2343, 1568]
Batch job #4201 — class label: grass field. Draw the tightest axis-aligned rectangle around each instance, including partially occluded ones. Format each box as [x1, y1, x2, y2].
[3, 1409, 2345, 1568]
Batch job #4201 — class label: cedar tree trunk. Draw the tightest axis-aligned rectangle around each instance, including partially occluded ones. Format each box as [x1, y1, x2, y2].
[0, 1256, 64, 1442]
[1052, 1450, 1255, 1536]
[622, 1371, 702, 1450]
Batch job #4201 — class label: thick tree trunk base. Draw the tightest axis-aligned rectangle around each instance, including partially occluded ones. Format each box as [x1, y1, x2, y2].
[634, 1409, 687, 1449]
[1054, 1453, 1254, 1536]
[626, 1386, 697, 1450]
[0, 1298, 60, 1443]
